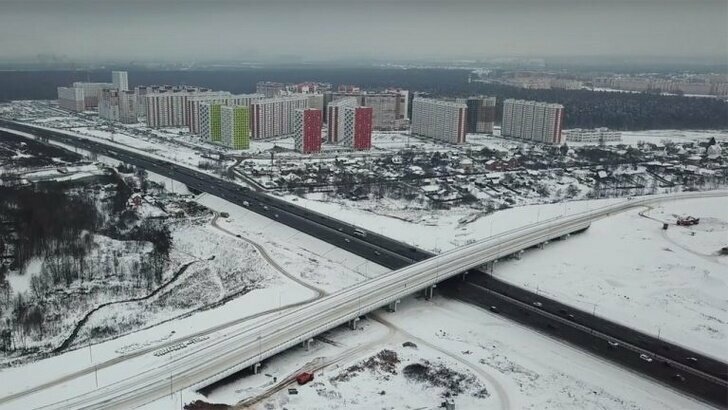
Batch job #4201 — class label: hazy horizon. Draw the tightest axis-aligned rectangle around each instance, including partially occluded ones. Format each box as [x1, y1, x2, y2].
[1, 0, 726, 64]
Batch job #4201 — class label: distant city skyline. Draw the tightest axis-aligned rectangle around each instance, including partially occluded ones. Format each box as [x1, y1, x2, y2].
[1, 0, 726, 64]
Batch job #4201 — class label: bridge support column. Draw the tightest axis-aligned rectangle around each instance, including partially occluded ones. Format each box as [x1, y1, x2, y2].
[387, 299, 401, 313]
[514, 250, 525, 260]
[561, 233, 571, 240]
[424, 285, 436, 300]
[302, 338, 314, 351]
[252, 362, 261, 374]
[348, 317, 360, 330]
[538, 240, 549, 249]
[462, 271, 469, 281]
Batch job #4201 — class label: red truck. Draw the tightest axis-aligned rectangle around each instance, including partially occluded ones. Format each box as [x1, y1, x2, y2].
[296, 372, 314, 385]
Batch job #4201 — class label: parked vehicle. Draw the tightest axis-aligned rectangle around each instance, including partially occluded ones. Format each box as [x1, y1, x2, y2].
[296, 372, 314, 385]
[676, 216, 699, 226]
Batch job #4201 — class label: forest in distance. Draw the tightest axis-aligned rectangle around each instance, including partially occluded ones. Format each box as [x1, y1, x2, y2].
[0, 67, 726, 131]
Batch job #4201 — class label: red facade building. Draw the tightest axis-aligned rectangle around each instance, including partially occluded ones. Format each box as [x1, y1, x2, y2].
[294, 108, 322, 154]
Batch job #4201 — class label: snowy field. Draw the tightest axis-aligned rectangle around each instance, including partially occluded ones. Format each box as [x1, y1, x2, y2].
[195, 194, 390, 292]
[283, 192, 625, 253]
[492, 196, 728, 361]
[619, 129, 728, 146]
[177, 297, 708, 410]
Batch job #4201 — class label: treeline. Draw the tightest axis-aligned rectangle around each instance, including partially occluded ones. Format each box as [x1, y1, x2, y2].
[1, 187, 102, 274]
[455, 83, 728, 130]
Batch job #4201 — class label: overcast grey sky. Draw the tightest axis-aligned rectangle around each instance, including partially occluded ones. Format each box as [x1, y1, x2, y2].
[1, 0, 726, 63]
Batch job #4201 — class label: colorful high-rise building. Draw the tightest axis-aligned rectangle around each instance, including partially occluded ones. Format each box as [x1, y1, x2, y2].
[411, 98, 467, 144]
[186, 93, 262, 135]
[209, 103, 223, 142]
[250, 96, 309, 139]
[501, 99, 564, 145]
[342, 106, 373, 150]
[294, 108, 322, 154]
[221, 106, 251, 149]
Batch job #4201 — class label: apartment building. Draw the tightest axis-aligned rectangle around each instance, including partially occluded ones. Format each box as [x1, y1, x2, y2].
[501, 99, 565, 145]
[186, 93, 262, 134]
[294, 108, 323, 153]
[564, 128, 621, 143]
[145, 87, 223, 128]
[250, 95, 309, 139]
[98, 89, 137, 123]
[220, 105, 251, 149]
[411, 98, 467, 144]
[456, 96, 496, 133]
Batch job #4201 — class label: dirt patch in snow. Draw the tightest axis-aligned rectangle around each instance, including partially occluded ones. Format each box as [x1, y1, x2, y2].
[330, 349, 400, 383]
[402, 360, 490, 399]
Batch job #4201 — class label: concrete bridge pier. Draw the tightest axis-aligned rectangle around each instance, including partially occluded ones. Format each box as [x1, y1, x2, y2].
[387, 299, 401, 312]
[514, 250, 525, 260]
[348, 317, 360, 330]
[302, 338, 314, 351]
[252, 362, 261, 374]
[561, 233, 571, 240]
[424, 285, 436, 300]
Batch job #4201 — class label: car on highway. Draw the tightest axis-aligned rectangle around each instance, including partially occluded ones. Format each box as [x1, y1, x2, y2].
[639, 354, 653, 362]
[242, 201, 250, 206]
[532, 301, 543, 307]
[608, 340, 620, 348]
[685, 356, 698, 363]
[489, 306, 499, 313]
[344, 238, 351, 243]
[263, 205, 269, 211]
[672, 373, 686, 382]
[353, 229, 366, 237]
[274, 214, 279, 219]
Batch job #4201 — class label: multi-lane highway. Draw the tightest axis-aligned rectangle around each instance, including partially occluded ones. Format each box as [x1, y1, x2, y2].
[1, 121, 726, 408]
[20, 199, 593, 409]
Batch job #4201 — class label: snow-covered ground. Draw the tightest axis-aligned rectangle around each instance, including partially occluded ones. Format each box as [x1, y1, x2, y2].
[0, 193, 393, 408]
[185, 297, 708, 410]
[196, 194, 390, 292]
[492, 196, 728, 361]
[282, 192, 624, 253]
[619, 129, 728, 146]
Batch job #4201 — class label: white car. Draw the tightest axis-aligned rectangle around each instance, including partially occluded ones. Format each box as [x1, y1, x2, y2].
[639, 354, 653, 362]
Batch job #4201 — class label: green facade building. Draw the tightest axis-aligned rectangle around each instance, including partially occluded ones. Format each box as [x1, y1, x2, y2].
[221, 105, 251, 150]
